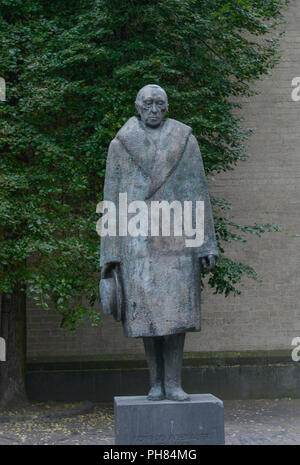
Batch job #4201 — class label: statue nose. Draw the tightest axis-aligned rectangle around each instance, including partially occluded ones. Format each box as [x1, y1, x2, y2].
[151, 104, 158, 113]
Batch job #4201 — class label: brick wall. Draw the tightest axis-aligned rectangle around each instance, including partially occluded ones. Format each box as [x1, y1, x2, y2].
[26, 0, 300, 358]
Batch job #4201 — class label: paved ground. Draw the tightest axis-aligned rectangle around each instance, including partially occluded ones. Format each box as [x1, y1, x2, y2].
[0, 398, 299, 445]
[224, 399, 300, 445]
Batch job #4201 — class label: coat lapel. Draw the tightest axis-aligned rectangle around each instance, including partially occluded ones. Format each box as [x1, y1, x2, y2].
[116, 116, 192, 199]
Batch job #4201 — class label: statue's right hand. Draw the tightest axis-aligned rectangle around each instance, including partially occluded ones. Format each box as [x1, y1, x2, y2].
[101, 262, 119, 279]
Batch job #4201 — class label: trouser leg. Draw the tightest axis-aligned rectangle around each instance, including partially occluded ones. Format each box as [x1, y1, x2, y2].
[143, 336, 164, 400]
[163, 332, 190, 401]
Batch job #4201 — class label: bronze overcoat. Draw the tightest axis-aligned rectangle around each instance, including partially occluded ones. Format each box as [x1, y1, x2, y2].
[100, 116, 218, 338]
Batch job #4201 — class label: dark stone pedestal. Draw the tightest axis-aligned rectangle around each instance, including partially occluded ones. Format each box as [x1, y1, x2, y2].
[114, 394, 225, 445]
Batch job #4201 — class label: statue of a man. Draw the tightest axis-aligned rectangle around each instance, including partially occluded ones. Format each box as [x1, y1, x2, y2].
[100, 84, 218, 401]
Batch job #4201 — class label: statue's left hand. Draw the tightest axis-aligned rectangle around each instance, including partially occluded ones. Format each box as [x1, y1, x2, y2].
[200, 254, 218, 271]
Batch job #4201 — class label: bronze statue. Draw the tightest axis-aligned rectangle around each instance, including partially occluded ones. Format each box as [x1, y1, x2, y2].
[100, 84, 218, 401]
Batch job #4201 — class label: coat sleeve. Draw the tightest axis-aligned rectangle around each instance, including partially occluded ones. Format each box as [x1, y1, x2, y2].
[99, 138, 122, 271]
[187, 133, 219, 258]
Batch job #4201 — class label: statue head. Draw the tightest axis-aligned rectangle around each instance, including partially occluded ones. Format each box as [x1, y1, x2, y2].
[135, 84, 168, 128]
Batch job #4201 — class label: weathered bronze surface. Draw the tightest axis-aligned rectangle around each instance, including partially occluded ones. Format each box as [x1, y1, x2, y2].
[100, 85, 218, 401]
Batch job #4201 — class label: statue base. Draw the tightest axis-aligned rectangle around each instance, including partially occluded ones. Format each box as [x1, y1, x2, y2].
[114, 393, 225, 445]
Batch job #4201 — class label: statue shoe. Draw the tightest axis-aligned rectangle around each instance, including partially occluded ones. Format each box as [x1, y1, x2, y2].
[147, 382, 164, 401]
[165, 386, 190, 402]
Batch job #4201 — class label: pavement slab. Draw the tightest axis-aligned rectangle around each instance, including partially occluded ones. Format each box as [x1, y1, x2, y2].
[0, 398, 299, 445]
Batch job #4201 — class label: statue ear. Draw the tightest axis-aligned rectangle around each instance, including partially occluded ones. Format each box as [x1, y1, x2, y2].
[135, 102, 141, 115]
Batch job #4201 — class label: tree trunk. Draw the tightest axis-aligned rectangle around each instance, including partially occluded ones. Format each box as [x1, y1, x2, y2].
[0, 283, 27, 408]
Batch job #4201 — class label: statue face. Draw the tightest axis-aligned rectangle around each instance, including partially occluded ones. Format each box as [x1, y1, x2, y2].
[136, 87, 168, 128]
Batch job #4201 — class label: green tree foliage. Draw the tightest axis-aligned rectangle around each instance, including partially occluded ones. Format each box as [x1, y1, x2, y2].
[0, 0, 286, 330]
